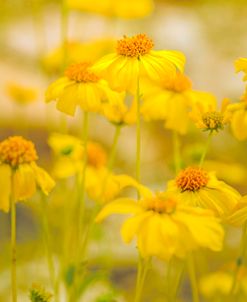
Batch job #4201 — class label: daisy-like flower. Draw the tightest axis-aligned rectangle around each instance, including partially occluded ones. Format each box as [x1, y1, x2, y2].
[226, 195, 247, 227]
[167, 166, 241, 218]
[30, 284, 52, 302]
[0, 136, 55, 212]
[190, 98, 231, 132]
[67, 0, 154, 19]
[48, 133, 145, 203]
[227, 92, 247, 141]
[45, 62, 123, 116]
[235, 57, 247, 81]
[6, 82, 37, 105]
[141, 73, 216, 135]
[96, 189, 224, 260]
[92, 34, 185, 92]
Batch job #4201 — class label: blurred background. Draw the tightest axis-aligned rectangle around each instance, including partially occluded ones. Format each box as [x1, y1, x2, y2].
[1, 0, 247, 301]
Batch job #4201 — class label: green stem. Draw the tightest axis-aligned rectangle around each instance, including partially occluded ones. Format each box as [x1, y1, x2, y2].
[173, 131, 181, 174]
[11, 195, 17, 302]
[40, 194, 58, 302]
[229, 222, 247, 296]
[187, 254, 200, 302]
[136, 75, 141, 185]
[134, 257, 151, 302]
[199, 131, 213, 167]
[107, 124, 122, 170]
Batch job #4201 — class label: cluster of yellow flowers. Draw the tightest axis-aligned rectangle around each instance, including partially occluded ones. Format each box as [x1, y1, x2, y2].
[3, 31, 247, 302]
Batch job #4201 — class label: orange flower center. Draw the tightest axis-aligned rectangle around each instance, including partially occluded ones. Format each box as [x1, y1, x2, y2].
[142, 195, 177, 214]
[87, 142, 107, 169]
[0, 136, 38, 167]
[116, 34, 154, 58]
[176, 167, 209, 192]
[65, 62, 99, 83]
[202, 111, 224, 131]
[162, 73, 192, 92]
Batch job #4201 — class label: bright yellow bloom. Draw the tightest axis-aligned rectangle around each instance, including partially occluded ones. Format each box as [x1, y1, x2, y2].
[200, 267, 247, 299]
[30, 284, 52, 302]
[42, 39, 115, 74]
[67, 0, 154, 19]
[141, 73, 216, 134]
[235, 57, 247, 81]
[96, 189, 224, 260]
[92, 34, 185, 92]
[226, 195, 247, 227]
[101, 96, 137, 125]
[167, 166, 241, 217]
[190, 98, 231, 132]
[6, 82, 37, 105]
[0, 136, 55, 212]
[45, 62, 123, 116]
[228, 92, 247, 141]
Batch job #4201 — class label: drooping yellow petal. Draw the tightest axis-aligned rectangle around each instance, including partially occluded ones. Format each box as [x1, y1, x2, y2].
[0, 164, 12, 212]
[13, 164, 37, 201]
[31, 162, 55, 195]
[95, 198, 142, 222]
[56, 84, 78, 116]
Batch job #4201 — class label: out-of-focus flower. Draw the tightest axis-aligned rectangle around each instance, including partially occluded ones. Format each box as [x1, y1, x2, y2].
[226, 195, 247, 227]
[190, 98, 231, 132]
[141, 73, 216, 134]
[228, 92, 247, 141]
[101, 96, 137, 125]
[6, 82, 37, 105]
[235, 57, 247, 81]
[0, 136, 55, 212]
[200, 268, 247, 299]
[92, 34, 185, 92]
[46, 62, 123, 116]
[29, 284, 52, 302]
[167, 166, 241, 218]
[96, 190, 224, 260]
[48, 133, 143, 203]
[42, 39, 115, 74]
[67, 0, 154, 19]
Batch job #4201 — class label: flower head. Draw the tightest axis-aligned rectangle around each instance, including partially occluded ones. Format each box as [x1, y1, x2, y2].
[0, 136, 55, 212]
[190, 98, 231, 132]
[96, 189, 224, 260]
[46, 61, 123, 116]
[167, 166, 241, 217]
[6, 83, 37, 105]
[29, 284, 52, 302]
[92, 34, 185, 92]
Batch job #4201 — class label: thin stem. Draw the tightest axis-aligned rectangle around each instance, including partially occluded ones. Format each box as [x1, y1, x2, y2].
[187, 254, 200, 302]
[173, 131, 181, 174]
[107, 124, 122, 170]
[40, 194, 58, 302]
[136, 75, 141, 185]
[199, 131, 213, 167]
[134, 257, 151, 302]
[11, 195, 17, 302]
[229, 222, 247, 296]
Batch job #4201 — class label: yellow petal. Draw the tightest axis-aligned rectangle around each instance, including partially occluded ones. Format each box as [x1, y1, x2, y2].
[0, 164, 12, 212]
[95, 198, 142, 222]
[31, 162, 55, 195]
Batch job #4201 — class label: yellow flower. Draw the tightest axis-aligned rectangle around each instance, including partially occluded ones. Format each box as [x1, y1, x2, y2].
[101, 96, 137, 125]
[67, 0, 154, 19]
[141, 73, 216, 135]
[228, 92, 247, 141]
[190, 98, 231, 132]
[6, 82, 37, 105]
[200, 267, 247, 299]
[0, 136, 55, 212]
[235, 57, 247, 81]
[30, 284, 52, 302]
[42, 39, 115, 74]
[92, 34, 185, 92]
[96, 190, 224, 260]
[45, 62, 123, 116]
[226, 195, 247, 227]
[167, 166, 241, 217]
